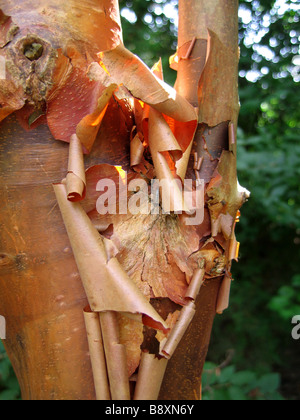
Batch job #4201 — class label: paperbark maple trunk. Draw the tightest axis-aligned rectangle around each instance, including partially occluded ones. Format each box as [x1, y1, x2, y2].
[159, 0, 240, 400]
[0, 0, 243, 400]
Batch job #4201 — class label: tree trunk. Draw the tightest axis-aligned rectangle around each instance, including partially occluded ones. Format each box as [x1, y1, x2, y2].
[0, 117, 96, 400]
[159, 0, 241, 400]
[0, 0, 247, 400]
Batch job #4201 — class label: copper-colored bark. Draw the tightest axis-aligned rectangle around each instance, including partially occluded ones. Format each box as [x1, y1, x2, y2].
[0, 116, 95, 400]
[159, 0, 242, 400]
[0, 111, 135, 400]
[0, 0, 246, 401]
[159, 278, 222, 400]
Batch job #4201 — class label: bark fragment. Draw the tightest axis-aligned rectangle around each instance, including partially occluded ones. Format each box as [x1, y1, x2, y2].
[53, 182, 168, 331]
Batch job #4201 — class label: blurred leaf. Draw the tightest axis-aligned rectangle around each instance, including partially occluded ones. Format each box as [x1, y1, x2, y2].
[256, 373, 281, 394]
[218, 366, 236, 384]
[231, 370, 257, 387]
[202, 362, 284, 400]
[228, 386, 248, 401]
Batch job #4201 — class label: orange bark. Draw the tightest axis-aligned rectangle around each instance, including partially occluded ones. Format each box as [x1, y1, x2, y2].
[159, 0, 244, 399]
[0, 117, 95, 400]
[0, 0, 247, 400]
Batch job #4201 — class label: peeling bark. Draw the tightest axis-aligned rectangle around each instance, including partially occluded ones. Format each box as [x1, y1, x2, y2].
[0, 0, 248, 400]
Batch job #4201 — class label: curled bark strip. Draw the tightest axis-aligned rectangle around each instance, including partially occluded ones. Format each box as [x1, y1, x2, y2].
[228, 121, 237, 154]
[148, 59, 198, 181]
[149, 108, 182, 162]
[130, 132, 145, 168]
[148, 108, 190, 213]
[228, 233, 240, 262]
[161, 301, 196, 359]
[99, 44, 198, 123]
[133, 353, 168, 401]
[75, 82, 118, 153]
[83, 308, 111, 400]
[216, 273, 232, 315]
[158, 264, 206, 361]
[53, 182, 168, 331]
[66, 134, 86, 202]
[99, 311, 130, 401]
[185, 264, 205, 301]
[116, 313, 144, 379]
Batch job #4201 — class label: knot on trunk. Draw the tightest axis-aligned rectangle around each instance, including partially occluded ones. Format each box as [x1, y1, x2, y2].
[23, 42, 44, 61]
[5, 29, 60, 109]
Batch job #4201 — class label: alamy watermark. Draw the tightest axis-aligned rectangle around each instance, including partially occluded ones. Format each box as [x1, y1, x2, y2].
[95, 172, 205, 226]
[291, 315, 300, 340]
[0, 56, 6, 80]
[0, 315, 6, 340]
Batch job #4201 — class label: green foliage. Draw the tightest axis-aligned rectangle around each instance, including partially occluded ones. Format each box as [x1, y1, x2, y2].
[269, 274, 300, 320]
[0, 341, 20, 400]
[237, 124, 300, 229]
[120, 0, 178, 84]
[202, 361, 284, 400]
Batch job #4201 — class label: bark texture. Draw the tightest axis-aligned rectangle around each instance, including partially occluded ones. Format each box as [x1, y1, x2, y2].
[0, 117, 95, 400]
[0, 0, 246, 400]
[160, 0, 241, 400]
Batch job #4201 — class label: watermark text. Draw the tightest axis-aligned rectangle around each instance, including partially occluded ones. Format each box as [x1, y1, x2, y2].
[95, 172, 204, 226]
[291, 315, 300, 340]
[0, 315, 6, 340]
[0, 56, 6, 80]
